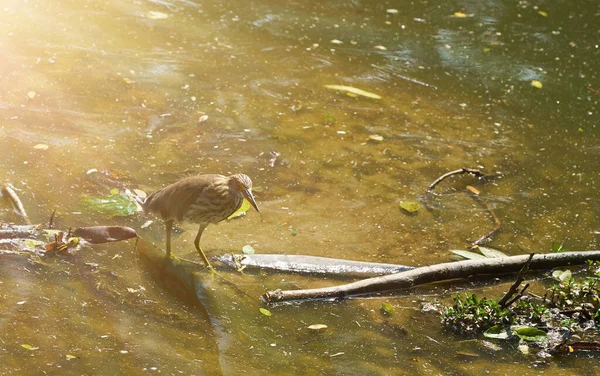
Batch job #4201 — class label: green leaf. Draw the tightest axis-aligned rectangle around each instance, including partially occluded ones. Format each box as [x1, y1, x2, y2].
[259, 308, 272, 317]
[21, 344, 39, 350]
[450, 250, 487, 260]
[80, 194, 139, 217]
[515, 327, 547, 342]
[227, 199, 251, 220]
[380, 302, 394, 315]
[483, 325, 509, 339]
[109, 188, 120, 195]
[552, 242, 567, 253]
[476, 246, 508, 258]
[399, 201, 420, 213]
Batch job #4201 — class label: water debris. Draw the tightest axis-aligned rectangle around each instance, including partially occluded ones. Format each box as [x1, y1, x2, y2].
[453, 11, 468, 18]
[242, 244, 255, 255]
[147, 11, 169, 19]
[307, 324, 328, 330]
[538, 10, 548, 17]
[330, 39, 343, 45]
[1, 185, 32, 224]
[72, 226, 137, 244]
[386, 9, 399, 14]
[399, 201, 420, 213]
[374, 45, 387, 51]
[198, 115, 209, 123]
[27, 91, 37, 99]
[323, 85, 381, 99]
[259, 308, 272, 317]
[369, 134, 384, 142]
[531, 80, 543, 89]
[33, 144, 49, 150]
[268, 150, 280, 167]
[21, 344, 39, 351]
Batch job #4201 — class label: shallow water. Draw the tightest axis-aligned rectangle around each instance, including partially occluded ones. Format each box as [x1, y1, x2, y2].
[1, 0, 599, 374]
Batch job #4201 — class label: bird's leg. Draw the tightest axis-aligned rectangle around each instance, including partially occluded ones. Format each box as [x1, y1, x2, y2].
[165, 219, 174, 259]
[194, 223, 212, 268]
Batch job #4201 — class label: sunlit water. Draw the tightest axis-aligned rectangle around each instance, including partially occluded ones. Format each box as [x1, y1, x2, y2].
[1, 0, 599, 374]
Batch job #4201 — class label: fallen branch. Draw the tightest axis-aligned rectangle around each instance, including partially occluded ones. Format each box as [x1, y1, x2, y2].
[262, 251, 600, 303]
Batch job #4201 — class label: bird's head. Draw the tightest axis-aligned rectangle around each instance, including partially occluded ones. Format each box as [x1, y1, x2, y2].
[229, 174, 260, 212]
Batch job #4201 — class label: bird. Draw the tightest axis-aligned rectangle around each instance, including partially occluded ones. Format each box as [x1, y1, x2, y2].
[141, 173, 259, 268]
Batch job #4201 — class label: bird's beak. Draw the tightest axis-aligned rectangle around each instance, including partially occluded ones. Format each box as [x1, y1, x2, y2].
[244, 189, 260, 212]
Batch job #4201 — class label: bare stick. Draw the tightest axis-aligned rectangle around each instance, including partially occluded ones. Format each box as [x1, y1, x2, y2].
[498, 253, 534, 307]
[48, 208, 57, 229]
[263, 251, 600, 303]
[425, 168, 497, 208]
[1, 185, 31, 225]
[469, 191, 502, 246]
[505, 283, 530, 307]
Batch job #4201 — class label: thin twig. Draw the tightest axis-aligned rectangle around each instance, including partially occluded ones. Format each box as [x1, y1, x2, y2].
[48, 208, 57, 229]
[425, 168, 497, 208]
[505, 283, 530, 307]
[498, 253, 534, 308]
[468, 191, 502, 246]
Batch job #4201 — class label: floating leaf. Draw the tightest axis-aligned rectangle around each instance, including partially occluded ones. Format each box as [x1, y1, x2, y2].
[27, 91, 37, 99]
[456, 351, 479, 358]
[386, 9, 399, 14]
[453, 11, 467, 18]
[368, 134, 384, 142]
[399, 201, 420, 213]
[538, 10, 548, 17]
[21, 344, 39, 350]
[66, 354, 77, 359]
[380, 302, 394, 315]
[476, 246, 508, 258]
[330, 39, 343, 45]
[109, 188, 120, 195]
[483, 47, 491, 53]
[466, 185, 480, 195]
[374, 45, 387, 51]
[198, 115, 209, 123]
[307, 324, 328, 330]
[552, 269, 572, 282]
[515, 327, 547, 342]
[147, 11, 168, 19]
[80, 194, 139, 217]
[242, 244, 255, 255]
[33, 144, 49, 150]
[227, 198, 251, 220]
[259, 308, 272, 317]
[450, 250, 486, 260]
[531, 80, 543, 89]
[483, 325, 510, 339]
[324, 85, 381, 99]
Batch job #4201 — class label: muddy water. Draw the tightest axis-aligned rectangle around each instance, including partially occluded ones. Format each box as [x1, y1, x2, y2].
[1, 0, 598, 374]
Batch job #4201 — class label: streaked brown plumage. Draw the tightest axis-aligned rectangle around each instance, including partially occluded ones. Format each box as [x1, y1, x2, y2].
[142, 173, 259, 268]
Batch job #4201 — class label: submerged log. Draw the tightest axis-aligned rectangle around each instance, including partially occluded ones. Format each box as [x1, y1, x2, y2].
[263, 251, 600, 303]
[215, 254, 414, 277]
